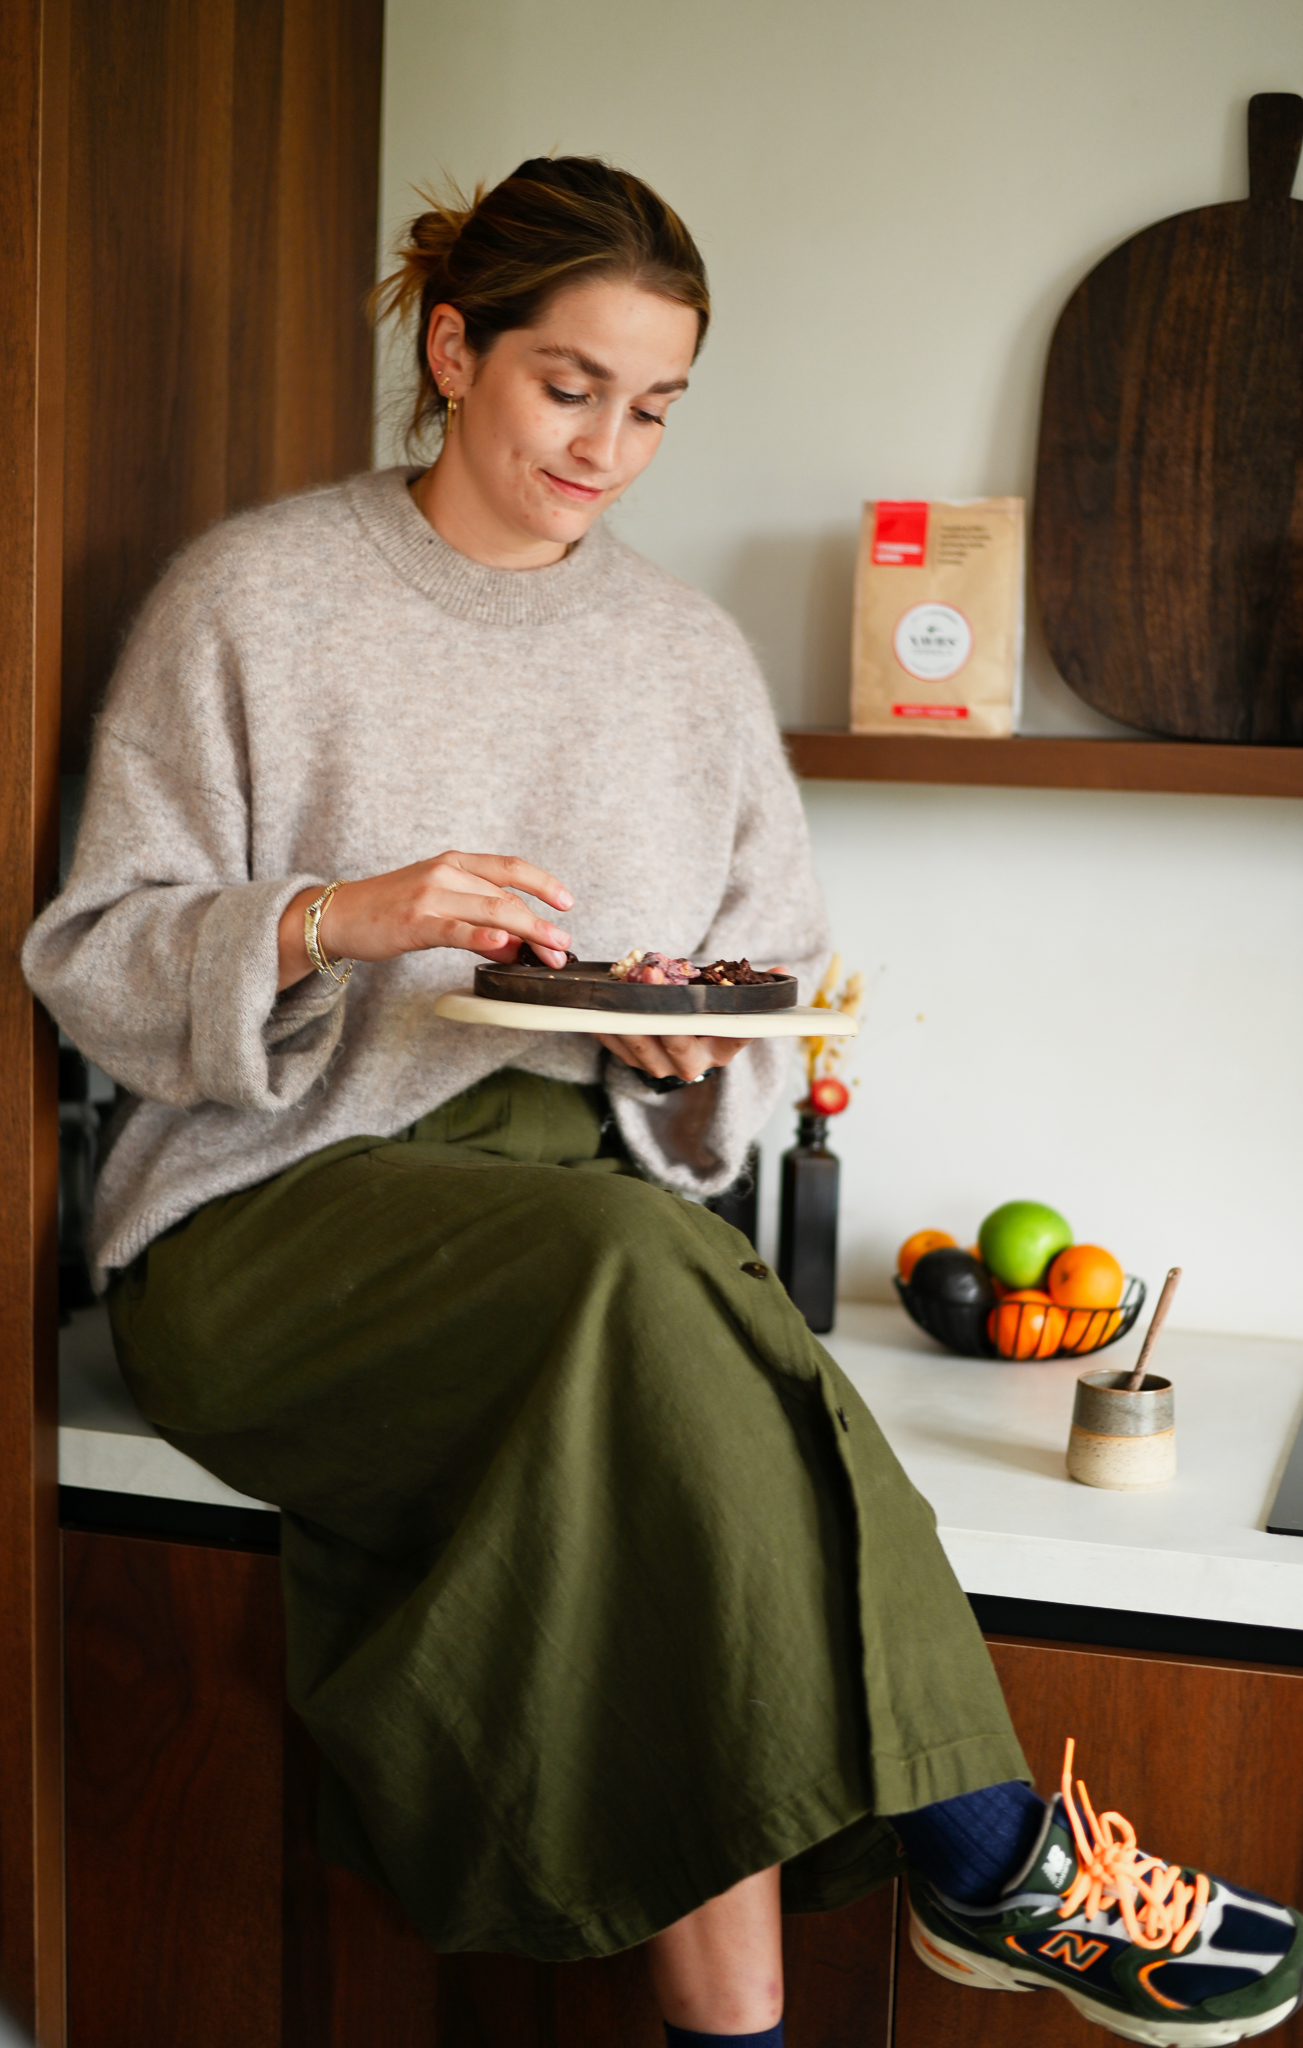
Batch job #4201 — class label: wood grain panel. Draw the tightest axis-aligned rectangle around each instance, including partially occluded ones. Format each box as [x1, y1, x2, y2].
[60, 1521, 896, 2045]
[431, 1885, 896, 2045]
[553, 1947, 669, 2047]
[783, 1885, 896, 2048]
[61, 0, 237, 763]
[282, 1712, 441, 2048]
[64, 1534, 285, 2048]
[283, 1725, 896, 2046]
[892, 1636, 1303, 2047]
[1032, 97, 1303, 743]
[783, 728, 1303, 798]
[434, 1952, 558, 2047]
[0, 0, 68, 2036]
[273, 0, 384, 494]
[60, 0, 383, 769]
[228, 0, 287, 510]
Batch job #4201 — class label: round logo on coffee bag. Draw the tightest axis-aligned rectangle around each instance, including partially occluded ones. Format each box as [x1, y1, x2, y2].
[893, 602, 972, 681]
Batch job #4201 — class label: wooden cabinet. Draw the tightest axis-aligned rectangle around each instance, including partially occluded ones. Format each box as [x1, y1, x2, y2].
[65, 1530, 446, 2048]
[63, 1528, 894, 2048]
[64, 1534, 286, 2045]
[894, 1637, 1303, 2048]
[63, 1525, 1303, 2047]
[60, 0, 384, 772]
[3, 7, 383, 2033]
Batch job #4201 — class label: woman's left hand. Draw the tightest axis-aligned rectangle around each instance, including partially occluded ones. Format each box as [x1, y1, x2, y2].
[594, 963, 789, 1084]
[594, 1031, 749, 1084]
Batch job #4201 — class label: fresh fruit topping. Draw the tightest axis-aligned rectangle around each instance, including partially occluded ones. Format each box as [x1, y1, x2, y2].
[910, 1248, 995, 1308]
[609, 950, 700, 985]
[978, 1201, 1073, 1290]
[898, 1229, 957, 1282]
[988, 1289, 1069, 1360]
[809, 1076, 851, 1116]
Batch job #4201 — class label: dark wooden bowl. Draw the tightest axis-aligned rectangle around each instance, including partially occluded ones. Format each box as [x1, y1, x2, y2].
[472, 961, 798, 1014]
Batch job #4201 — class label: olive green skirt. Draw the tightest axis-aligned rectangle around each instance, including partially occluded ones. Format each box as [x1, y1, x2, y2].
[109, 1069, 1026, 1960]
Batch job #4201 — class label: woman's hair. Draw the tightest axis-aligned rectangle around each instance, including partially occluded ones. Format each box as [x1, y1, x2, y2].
[372, 156, 710, 450]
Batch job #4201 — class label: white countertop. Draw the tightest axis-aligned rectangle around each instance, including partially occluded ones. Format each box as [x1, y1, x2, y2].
[61, 1302, 1303, 1629]
[826, 1303, 1303, 1632]
[60, 1306, 268, 1512]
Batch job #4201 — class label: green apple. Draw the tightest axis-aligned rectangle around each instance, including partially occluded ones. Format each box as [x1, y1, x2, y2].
[978, 1201, 1073, 1290]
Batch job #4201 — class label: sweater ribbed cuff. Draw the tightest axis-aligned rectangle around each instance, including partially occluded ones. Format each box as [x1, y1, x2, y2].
[190, 875, 346, 1108]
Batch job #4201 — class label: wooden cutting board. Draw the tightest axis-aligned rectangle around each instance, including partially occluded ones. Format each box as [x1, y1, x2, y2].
[434, 993, 858, 1038]
[1033, 94, 1303, 743]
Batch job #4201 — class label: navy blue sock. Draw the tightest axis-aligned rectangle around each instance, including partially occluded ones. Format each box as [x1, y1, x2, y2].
[890, 1780, 1047, 1905]
[664, 2024, 784, 2047]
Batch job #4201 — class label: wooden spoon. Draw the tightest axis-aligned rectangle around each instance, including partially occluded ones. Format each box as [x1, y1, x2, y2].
[1124, 1268, 1182, 1392]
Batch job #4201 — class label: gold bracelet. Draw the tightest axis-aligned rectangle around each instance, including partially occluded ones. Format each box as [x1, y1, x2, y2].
[304, 880, 353, 985]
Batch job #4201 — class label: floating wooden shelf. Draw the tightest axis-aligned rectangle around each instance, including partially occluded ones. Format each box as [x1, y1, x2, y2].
[781, 730, 1303, 799]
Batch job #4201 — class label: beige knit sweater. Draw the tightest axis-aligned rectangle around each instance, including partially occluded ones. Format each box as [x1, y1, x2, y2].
[24, 468, 831, 1281]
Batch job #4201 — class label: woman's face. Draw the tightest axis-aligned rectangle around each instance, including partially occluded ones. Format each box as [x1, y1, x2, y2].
[420, 278, 699, 566]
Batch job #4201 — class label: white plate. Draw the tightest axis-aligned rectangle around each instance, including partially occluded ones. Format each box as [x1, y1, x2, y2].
[434, 992, 861, 1039]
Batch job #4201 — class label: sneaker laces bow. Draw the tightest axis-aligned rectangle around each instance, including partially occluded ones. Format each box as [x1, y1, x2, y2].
[1056, 1737, 1210, 1954]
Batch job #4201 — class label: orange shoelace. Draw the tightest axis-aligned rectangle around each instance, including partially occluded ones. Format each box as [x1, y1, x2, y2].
[1056, 1737, 1210, 1954]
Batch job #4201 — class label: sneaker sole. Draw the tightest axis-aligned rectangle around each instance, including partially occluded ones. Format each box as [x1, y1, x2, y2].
[909, 1909, 1301, 2045]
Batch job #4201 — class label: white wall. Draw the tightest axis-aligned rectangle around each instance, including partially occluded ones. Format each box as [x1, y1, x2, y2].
[380, 0, 1303, 1337]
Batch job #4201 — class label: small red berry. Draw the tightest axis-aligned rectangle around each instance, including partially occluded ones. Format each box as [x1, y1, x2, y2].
[808, 1076, 850, 1115]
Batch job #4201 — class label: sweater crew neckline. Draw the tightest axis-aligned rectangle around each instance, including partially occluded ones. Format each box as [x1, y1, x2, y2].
[346, 467, 620, 626]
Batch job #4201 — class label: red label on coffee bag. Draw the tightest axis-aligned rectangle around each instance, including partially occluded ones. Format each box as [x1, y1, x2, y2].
[891, 703, 970, 720]
[872, 502, 929, 566]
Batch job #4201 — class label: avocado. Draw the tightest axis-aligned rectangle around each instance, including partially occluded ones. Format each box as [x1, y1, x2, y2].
[909, 1247, 995, 1308]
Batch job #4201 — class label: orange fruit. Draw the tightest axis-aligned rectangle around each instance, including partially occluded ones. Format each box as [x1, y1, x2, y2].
[898, 1229, 957, 1282]
[1046, 1245, 1125, 1354]
[1060, 1308, 1124, 1354]
[988, 1289, 1069, 1361]
[1047, 1244, 1124, 1307]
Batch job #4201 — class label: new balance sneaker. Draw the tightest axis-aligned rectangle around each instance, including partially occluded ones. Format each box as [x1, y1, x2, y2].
[908, 1738, 1303, 2044]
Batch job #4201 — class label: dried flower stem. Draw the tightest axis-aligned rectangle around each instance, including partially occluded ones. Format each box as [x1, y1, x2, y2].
[802, 955, 865, 1093]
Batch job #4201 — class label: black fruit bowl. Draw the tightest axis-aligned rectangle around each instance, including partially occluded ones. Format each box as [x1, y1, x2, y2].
[895, 1273, 1147, 1361]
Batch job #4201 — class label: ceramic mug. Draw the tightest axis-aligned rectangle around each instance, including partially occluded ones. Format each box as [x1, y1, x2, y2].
[1066, 1371, 1175, 1490]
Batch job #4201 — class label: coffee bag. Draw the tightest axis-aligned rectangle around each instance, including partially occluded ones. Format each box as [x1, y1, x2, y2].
[851, 498, 1024, 737]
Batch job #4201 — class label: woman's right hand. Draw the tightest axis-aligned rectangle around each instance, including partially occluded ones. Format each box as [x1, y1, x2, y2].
[277, 851, 574, 992]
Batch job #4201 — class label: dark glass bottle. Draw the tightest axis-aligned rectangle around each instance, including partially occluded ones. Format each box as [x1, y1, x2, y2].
[778, 1112, 839, 1333]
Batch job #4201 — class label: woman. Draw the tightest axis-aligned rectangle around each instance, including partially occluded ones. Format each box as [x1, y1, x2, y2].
[26, 158, 1301, 2046]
